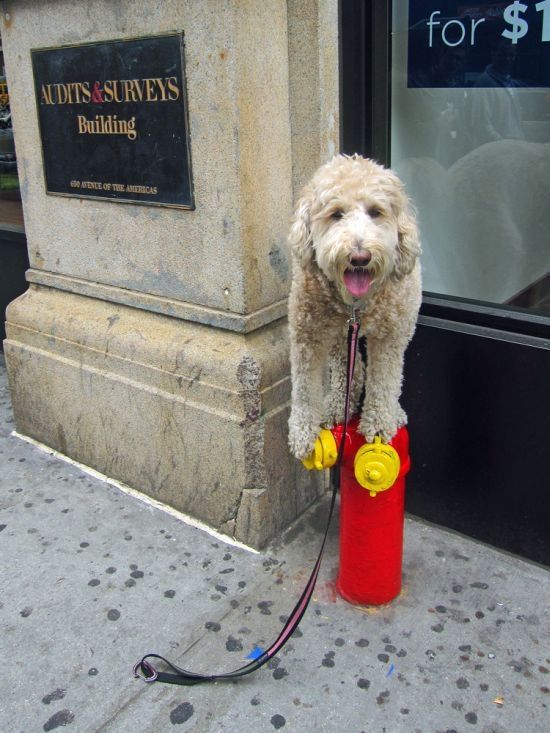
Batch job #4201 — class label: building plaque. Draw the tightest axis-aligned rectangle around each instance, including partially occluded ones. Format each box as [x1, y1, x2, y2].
[31, 33, 194, 208]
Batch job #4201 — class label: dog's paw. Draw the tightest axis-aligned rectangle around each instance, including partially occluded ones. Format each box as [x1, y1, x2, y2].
[359, 407, 406, 444]
[396, 404, 408, 429]
[321, 409, 343, 430]
[323, 390, 362, 428]
[288, 413, 320, 460]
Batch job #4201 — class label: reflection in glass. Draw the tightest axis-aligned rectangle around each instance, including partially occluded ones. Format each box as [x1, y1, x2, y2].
[392, 3, 550, 314]
[470, 39, 525, 147]
[0, 34, 23, 233]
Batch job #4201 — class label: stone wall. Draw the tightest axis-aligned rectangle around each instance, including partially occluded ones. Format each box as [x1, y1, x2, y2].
[2, 0, 339, 548]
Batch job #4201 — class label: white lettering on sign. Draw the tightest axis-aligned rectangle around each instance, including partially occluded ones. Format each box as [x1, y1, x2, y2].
[502, 1, 529, 43]
[426, 2, 550, 47]
[427, 11, 485, 47]
[536, 0, 550, 41]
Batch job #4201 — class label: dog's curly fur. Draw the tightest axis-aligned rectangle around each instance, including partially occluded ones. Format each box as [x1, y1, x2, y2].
[287, 154, 422, 459]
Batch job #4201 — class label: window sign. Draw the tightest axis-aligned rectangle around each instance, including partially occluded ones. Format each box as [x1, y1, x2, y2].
[392, 2, 550, 314]
[408, 1, 550, 88]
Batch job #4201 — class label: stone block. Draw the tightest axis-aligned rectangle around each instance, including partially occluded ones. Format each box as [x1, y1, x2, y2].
[5, 286, 323, 548]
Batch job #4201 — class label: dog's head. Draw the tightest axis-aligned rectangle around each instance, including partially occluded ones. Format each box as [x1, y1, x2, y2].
[288, 155, 421, 304]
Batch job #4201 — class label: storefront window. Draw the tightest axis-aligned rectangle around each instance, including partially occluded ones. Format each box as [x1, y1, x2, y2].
[0, 33, 23, 233]
[391, 1, 550, 314]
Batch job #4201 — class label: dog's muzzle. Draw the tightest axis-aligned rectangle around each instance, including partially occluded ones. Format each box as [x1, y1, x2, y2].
[344, 252, 372, 297]
[349, 252, 372, 267]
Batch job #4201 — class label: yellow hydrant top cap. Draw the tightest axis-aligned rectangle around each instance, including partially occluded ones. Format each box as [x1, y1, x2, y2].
[302, 429, 338, 471]
[354, 437, 400, 496]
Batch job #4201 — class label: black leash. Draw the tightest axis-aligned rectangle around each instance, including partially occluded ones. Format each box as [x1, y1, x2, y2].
[133, 309, 361, 686]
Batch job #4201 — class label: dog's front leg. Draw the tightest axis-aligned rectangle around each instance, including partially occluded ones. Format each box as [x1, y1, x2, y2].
[288, 329, 332, 459]
[359, 332, 409, 443]
[323, 335, 365, 427]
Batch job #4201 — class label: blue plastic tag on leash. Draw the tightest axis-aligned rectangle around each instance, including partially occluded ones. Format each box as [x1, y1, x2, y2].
[247, 646, 265, 661]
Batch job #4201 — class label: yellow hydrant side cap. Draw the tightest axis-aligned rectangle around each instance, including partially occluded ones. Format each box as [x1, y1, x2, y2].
[302, 429, 338, 471]
[354, 436, 400, 495]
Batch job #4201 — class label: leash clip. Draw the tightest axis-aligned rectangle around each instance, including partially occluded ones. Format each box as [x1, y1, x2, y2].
[133, 659, 158, 683]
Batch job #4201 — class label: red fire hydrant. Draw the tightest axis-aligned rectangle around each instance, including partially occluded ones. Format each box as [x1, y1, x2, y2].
[302, 417, 410, 606]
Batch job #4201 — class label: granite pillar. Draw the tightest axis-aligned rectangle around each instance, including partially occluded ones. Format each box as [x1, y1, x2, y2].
[2, 0, 339, 547]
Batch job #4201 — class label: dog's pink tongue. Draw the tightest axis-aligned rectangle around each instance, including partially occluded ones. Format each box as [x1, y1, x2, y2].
[344, 269, 371, 297]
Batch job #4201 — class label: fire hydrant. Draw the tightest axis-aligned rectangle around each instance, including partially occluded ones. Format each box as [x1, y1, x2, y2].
[302, 417, 410, 606]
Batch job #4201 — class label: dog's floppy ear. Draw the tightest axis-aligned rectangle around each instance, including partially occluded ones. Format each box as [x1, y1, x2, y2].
[288, 187, 314, 265]
[394, 193, 421, 279]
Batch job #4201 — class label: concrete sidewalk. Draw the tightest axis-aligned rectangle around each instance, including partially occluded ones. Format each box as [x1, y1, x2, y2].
[1, 351, 548, 733]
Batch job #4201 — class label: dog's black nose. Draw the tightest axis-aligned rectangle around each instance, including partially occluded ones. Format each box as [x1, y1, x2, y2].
[349, 252, 371, 267]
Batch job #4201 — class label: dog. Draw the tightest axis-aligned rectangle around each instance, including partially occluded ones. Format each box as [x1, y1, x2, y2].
[287, 154, 422, 460]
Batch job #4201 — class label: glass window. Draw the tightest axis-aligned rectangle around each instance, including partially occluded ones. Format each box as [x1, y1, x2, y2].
[0, 34, 23, 234]
[391, 2, 550, 314]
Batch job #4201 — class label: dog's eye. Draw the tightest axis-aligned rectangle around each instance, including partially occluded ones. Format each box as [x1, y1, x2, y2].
[368, 207, 382, 219]
[331, 209, 344, 220]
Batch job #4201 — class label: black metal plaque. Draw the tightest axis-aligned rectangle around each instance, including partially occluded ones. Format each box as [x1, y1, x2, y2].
[31, 33, 194, 208]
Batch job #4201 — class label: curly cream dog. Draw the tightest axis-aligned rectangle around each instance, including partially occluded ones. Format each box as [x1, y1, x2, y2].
[287, 154, 422, 459]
